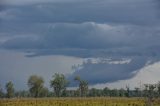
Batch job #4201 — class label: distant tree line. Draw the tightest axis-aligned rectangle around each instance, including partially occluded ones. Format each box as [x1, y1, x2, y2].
[0, 73, 160, 99]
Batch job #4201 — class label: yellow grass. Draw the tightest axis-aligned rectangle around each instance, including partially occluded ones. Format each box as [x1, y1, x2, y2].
[0, 97, 160, 106]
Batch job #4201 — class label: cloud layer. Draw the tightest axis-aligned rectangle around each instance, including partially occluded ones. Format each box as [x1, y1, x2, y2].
[1, 22, 160, 58]
[0, 0, 160, 87]
[0, 0, 159, 24]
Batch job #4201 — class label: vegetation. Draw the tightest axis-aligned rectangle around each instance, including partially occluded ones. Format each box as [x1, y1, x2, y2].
[0, 85, 4, 98]
[0, 74, 160, 98]
[28, 75, 45, 98]
[5, 81, 14, 98]
[74, 76, 88, 97]
[1, 97, 160, 106]
[1, 74, 160, 106]
[50, 73, 69, 97]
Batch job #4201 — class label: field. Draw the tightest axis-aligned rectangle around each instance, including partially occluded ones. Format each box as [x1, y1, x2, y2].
[0, 97, 160, 106]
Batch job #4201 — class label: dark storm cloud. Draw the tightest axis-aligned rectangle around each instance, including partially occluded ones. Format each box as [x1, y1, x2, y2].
[1, 23, 160, 58]
[0, 0, 159, 24]
[0, 0, 160, 86]
[0, 0, 6, 23]
[68, 57, 148, 85]
[1, 22, 160, 86]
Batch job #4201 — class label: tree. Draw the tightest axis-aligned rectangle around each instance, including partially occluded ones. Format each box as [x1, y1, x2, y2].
[74, 76, 88, 97]
[28, 75, 44, 98]
[119, 88, 126, 97]
[0, 84, 4, 98]
[110, 89, 119, 97]
[157, 81, 160, 97]
[80, 80, 88, 97]
[144, 84, 156, 106]
[15, 90, 30, 98]
[89, 88, 102, 97]
[126, 85, 130, 97]
[103, 87, 110, 96]
[39, 87, 49, 97]
[89, 88, 98, 97]
[50, 73, 69, 97]
[5, 81, 14, 98]
[134, 87, 140, 97]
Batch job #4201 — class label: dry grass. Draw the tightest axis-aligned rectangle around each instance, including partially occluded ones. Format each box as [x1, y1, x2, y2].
[0, 97, 159, 106]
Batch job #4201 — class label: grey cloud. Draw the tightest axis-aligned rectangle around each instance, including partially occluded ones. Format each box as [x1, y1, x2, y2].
[1, 37, 43, 49]
[1, 22, 159, 85]
[1, 22, 160, 58]
[0, 0, 160, 86]
[68, 57, 149, 86]
[1, 0, 88, 5]
[0, 0, 159, 25]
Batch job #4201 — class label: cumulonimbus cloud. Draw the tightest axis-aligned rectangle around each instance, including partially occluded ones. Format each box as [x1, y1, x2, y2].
[0, 0, 160, 86]
[1, 22, 160, 85]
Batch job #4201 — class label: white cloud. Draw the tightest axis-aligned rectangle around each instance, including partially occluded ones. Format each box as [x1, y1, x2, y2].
[83, 58, 131, 64]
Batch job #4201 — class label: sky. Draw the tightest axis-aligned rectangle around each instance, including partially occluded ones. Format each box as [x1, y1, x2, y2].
[0, 0, 160, 90]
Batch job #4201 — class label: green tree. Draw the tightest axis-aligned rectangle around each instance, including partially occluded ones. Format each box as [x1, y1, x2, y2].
[50, 73, 69, 97]
[0, 84, 4, 98]
[119, 88, 126, 97]
[89, 88, 103, 97]
[74, 76, 88, 97]
[89, 88, 98, 97]
[28, 75, 44, 98]
[157, 81, 160, 97]
[15, 90, 30, 98]
[126, 85, 130, 97]
[134, 87, 140, 97]
[144, 84, 156, 106]
[5, 81, 14, 98]
[39, 87, 49, 97]
[110, 89, 119, 97]
[80, 80, 88, 97]
[103, 87, 110, 96]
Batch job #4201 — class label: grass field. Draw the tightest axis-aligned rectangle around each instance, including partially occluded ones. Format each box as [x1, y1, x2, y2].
[0, 97, 160, 106]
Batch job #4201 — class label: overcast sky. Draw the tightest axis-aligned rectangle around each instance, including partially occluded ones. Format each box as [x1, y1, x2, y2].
[0, 0, 160, 90]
